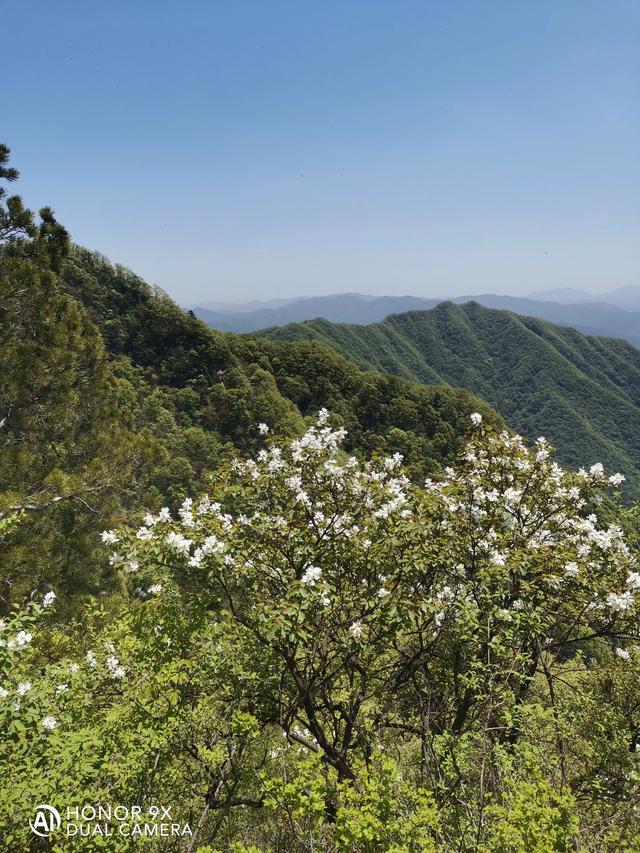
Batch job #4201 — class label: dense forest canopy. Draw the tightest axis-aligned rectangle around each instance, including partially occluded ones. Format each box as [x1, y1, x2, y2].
[261, 306, 640, 500]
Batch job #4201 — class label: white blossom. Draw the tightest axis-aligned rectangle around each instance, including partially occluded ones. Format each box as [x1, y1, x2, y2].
[564, 562, 580, 578]
[8, 630, 33, 651]
[383, 452, 404, 470]
[349, 621, 364, 639]
[136, 526, 154, 541]
[101, 530, 119, 545]
[105, 655, 126, 678]
[301, 565, 322, 586]
[607, 591, 633, 613]
[42, 590, 56, 608]
[42, 715, 57, 731]
[166, 531, 192, 555]
[627, 572, 640, 590]
[202, 535, 223, 555]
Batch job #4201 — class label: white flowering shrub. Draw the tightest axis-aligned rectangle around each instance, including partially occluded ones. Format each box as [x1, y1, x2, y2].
[2, 413, 640, 850]
[0, 591, 58, 730]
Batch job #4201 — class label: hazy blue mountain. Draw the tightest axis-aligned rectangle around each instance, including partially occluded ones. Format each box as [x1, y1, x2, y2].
[191, 296, 301, 313]
[529, 285, 640, 311]
[526, 287, 602, 304]
[600, 286, 640, 312]
[192, 293, 440, 331]
[193, 290, 640, 348]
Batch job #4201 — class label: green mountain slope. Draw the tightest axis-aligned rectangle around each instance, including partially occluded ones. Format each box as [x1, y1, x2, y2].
[60, 249, 499, 481]
[260, 301, 640, 497]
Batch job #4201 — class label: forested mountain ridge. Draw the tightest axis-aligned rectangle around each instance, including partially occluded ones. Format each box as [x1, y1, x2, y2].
[61, 247, 498, 471]
[0, 137, 499, 607]
[260, 301, 640, 498]
[451, 293, 640, 347]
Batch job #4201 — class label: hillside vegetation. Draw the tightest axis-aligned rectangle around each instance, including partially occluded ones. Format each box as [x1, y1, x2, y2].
[261, 302, 640, 498]
[61, 248, 498, 482]
[5, 144, 640, 851]
[2, 230, 497, 604]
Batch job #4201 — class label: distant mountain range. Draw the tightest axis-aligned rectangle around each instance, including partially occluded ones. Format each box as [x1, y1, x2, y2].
[259, 301, 640, 498]
[190, 287, 640, 346]
[528, 285, 640, 311]
[192, 294, 441, 331]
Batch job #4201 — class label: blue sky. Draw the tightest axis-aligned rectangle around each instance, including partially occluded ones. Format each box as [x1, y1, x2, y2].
[5, 0, 639, 303]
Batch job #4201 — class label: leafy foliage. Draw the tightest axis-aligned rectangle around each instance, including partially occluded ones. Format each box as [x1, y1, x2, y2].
[5, 142, 640, 850]
[2, 416, 640, 850]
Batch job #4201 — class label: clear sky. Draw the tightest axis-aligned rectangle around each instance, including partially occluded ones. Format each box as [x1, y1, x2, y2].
[5, 0, 639, 304]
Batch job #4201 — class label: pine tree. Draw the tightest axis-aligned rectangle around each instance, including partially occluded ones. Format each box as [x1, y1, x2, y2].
[0, 144, 69, 269]
[0, 145, 147, 607]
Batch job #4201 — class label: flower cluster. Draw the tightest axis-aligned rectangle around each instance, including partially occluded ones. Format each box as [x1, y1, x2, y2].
[101, 412, 639, 688]
[104, 411, 416, 647]
[0, 594, 63, 736]
[417, 423, 638, 659]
